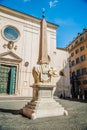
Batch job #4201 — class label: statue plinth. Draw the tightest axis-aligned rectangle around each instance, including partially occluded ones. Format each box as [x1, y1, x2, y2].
[20, 82, 68, 119]
[33, 83, 55, 99]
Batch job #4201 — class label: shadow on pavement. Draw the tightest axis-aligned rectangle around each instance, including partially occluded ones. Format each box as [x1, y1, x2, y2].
[0, 108, 20, 115]
[59, 97, 87, 103]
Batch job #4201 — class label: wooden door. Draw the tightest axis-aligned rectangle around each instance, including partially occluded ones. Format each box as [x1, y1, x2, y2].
[0, 65, 16, 94]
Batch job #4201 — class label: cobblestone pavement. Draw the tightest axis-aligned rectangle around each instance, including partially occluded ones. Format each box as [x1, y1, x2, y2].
[0, 98, 87, 130]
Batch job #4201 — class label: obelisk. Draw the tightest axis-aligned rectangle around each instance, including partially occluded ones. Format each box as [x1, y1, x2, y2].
[38, 8, 49, 64]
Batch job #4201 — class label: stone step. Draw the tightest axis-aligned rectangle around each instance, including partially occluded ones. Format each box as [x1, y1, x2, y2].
[21, 107, 35, 118]
[28, 102, 37, 106]
[36, 108, 66, 118]
[25, 104, 36, 109]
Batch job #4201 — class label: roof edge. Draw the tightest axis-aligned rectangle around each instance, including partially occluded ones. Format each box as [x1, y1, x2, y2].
[56, 47, 67, 51]
[0, 5, 58, 29]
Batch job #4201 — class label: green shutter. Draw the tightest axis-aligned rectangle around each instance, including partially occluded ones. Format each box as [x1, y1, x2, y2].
[9, 67, 16, 94]
[0, 66, 10, 93]
[0, 65, 16, 94]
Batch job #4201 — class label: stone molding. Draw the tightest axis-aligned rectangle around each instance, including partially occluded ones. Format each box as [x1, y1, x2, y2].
[0, 5, 58, 29]
[0, 51, 22, 63]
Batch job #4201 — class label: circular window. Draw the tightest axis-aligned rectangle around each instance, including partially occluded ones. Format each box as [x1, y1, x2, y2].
[3, 26, 19, 41]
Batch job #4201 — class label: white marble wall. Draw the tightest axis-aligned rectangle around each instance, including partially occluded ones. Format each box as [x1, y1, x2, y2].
[53, 49, 71, 97]
[0, 8, 70, 97]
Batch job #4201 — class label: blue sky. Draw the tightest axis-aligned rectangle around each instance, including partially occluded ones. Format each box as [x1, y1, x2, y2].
[0, 0, 87, 48]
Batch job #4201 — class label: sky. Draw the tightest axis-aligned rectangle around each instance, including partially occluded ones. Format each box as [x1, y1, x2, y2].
[0, 0, 87, 48]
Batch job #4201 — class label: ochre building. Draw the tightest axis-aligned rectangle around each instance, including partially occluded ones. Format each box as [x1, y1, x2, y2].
[67, 29, 87, 99]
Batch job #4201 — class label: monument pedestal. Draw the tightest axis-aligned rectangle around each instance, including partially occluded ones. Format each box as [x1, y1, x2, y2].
[20, 16, 68, 120]
[20, 84, 68, 119]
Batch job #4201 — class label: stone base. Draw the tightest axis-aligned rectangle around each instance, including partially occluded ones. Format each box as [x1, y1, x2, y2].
[21, 98, 68, 119]
[20, 84, 68, 119]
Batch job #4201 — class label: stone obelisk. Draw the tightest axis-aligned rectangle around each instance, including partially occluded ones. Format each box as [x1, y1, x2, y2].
[38, 9, 49, 64]
[20, 9, 68, 119]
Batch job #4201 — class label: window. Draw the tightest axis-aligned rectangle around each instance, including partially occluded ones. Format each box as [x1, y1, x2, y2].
[78, 81, 81, 85]
[82, 68, 86, 75]
[81, 55, 86, 62]
[80, 37, 84, 42]
[72, 71, 75, 77]
[75, 49, 79, 54]
[76, 57, 80, 64]
[2, 26, 19, 41]
[80, 46, 84, 51]
[71, 60, 75, 66]
[77, 69, 80, 76]
[83, 80, 87, 84]
[71, 45, 73, 49]
[71, 52, 74, 57]
[75, 40, 78, 45]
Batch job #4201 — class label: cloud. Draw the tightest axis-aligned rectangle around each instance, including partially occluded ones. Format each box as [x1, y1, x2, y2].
[23, 0, 31, 2]
[49, 0, 58, 8]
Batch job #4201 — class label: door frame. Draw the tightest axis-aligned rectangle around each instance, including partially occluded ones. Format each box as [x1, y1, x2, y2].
[0, 51, 22, 95]
[0, 61, 19, 95]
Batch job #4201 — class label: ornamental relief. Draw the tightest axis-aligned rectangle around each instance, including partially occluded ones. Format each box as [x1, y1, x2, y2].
[1, 25, 20, 50]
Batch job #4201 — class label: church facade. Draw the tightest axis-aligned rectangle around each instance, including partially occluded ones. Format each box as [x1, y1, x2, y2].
[0, 5, 71, 97]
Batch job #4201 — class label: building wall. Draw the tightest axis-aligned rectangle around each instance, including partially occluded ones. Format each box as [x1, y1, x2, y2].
[67, 29, 87, 98]
[0, 6, 70, 97]
[52, 48, 71, 97]
[0, 10, 40, 96]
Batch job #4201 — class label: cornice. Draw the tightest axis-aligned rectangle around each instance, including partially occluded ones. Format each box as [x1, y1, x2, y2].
[0, 5, 58, 29]
[56, 47, 67, 51]
[68, 39, 87, 52]
[0, 51, 22, 63]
